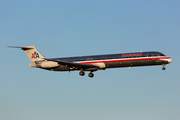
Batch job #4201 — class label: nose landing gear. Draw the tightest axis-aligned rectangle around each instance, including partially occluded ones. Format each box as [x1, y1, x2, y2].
[162, 64, 166, 70]
[162, 67, 166, 70]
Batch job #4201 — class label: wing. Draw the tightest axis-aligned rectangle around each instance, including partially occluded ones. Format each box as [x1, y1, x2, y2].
[43, 58, 99, 69]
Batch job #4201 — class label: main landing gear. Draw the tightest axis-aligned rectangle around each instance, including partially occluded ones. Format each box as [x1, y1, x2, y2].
[79, 71, 85, 76]
[88, 72, 94, 78]
[79, 71, 94, 78]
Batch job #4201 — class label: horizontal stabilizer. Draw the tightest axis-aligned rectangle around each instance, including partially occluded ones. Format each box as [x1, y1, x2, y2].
[7, 46, 34, 50]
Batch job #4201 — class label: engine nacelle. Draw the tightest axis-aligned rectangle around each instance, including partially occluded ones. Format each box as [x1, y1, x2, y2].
[40, 61, 59, 68]
[93, 63, 106, 69]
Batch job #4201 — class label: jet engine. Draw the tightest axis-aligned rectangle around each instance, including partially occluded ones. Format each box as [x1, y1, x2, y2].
[93, 63, 106, 69]
[40, 61, 59, 68]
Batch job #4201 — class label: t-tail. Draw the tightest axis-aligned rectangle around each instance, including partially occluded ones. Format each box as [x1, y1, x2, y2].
[8, 45, 45, 62]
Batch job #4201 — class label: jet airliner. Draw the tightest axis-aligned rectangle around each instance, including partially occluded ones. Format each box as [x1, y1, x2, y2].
[9, 46, 172, 78]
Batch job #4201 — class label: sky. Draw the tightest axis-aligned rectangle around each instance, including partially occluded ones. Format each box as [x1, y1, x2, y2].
[0, 0, 180, 120]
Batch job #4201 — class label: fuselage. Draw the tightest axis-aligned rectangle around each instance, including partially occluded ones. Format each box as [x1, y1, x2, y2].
[48, 51, 172, 71]
[9, 45, 172, 78]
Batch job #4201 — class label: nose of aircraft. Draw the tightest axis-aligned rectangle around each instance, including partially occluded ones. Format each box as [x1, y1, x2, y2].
[168, 58, 172, 63]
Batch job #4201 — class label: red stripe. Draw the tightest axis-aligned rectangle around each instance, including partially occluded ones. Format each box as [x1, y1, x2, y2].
[79, 57, 170, 64]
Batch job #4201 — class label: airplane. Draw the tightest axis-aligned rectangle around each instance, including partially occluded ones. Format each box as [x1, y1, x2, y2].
[8, 45, 172, 78]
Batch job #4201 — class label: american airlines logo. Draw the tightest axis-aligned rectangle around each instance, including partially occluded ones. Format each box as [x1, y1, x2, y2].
[31, 52, 39, 59]
[121, 53, 142, 57]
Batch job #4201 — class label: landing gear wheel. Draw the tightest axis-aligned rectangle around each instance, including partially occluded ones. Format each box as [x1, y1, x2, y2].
[79, 71, 85, 76]
[162, 67, 166, 70]
[88, 72, 94, 78]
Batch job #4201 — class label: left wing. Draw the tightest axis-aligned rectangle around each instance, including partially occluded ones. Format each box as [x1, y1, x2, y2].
[43, 58, 99, 69]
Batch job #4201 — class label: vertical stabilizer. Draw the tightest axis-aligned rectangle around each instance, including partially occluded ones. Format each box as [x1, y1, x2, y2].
[22, 46, 45, 62]
[8, 45, 45, 62]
